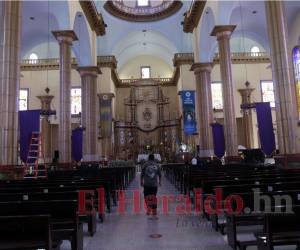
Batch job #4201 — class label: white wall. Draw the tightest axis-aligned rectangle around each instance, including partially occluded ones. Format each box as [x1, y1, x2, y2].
[118, 55, 173, 79]
[211, 63, 275, 148]
[20, 60, 277, 149]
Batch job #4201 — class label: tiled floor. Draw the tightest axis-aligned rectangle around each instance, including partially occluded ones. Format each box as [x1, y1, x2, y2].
[61, 172, 232, 250]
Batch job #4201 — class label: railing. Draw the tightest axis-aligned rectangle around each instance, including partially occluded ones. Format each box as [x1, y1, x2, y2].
[214, 52, 269, 60]
[173, 53, 194, 66]
[173, 53, 194, 61]
[21, 58, 77, 66]
[97, 55, 117, 65]
[119, 77, 173, 86]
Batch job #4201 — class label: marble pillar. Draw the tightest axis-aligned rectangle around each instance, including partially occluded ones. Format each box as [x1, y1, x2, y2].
[211, 25, 238, 157]
[52, 30, 78, 163]
[0, 1, 22, 165]
[77, 66, 101, 161]
[37, 95, 54, 162]
[265, 1, 299, 154]
[191, 62, 214, 157]
[238, 88, 254, 149]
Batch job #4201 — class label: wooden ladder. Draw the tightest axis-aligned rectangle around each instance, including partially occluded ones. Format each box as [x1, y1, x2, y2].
[24, 131, 46, 178]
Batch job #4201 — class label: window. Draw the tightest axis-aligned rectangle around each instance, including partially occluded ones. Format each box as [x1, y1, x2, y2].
[19, 89, 29, 111]
[292, 46, 300, 117]
[29, 53, 38, 64]
[137, 0, 149, 7]
[250, 46, 260, 56]
[211, 82, 223, 110]
[141, 66, 151, 79]
[261, 80, 275, 108]
[71, 88, 81, 115]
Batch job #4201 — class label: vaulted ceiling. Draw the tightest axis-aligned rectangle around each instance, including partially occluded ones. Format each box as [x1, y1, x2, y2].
[20, 1, 300, 67]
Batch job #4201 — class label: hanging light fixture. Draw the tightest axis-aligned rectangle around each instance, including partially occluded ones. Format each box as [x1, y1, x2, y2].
[45, 0, 50, 95]
[239, 0, 250, 88]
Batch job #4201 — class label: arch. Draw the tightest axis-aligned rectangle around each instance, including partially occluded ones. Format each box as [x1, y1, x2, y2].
[21, 1, 69, 58]
[198, 6, 217, 62]
[72, 11, 93, 66]
[229, 2, 269, 52]
[112, 30, 178, 68]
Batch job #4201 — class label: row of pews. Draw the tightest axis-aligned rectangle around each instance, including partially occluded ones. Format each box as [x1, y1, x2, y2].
[164, 162, 300, 250]
[0, 163, 136, 250]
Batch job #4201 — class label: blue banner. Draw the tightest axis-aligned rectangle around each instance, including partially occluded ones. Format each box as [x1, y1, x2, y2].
[19, 110, 41, 163]
[181, 91, 197, 135]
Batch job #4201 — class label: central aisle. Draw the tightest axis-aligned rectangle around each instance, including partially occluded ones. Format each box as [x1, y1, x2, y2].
[62, 171, 232, 250]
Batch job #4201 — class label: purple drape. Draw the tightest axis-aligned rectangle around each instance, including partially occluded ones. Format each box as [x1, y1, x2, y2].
[255, 102, 276, 156]
[19, 110, 41, 163]
[72, 127, 84, 162]
[211, 123, 225, 158]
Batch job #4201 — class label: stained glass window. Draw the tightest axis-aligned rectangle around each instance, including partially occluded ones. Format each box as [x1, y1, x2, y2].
[292, 46, 300, 118]
[71, 88, 81, 115]
[19, 89, 29, 111]
[261, 80, 275, 108]
[211, 82, 223, 110]
[141, 66, 150, 79]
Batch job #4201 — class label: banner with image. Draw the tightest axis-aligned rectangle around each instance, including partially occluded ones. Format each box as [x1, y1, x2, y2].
[181, 91, 197, 135]
[100, 94, 113, 138]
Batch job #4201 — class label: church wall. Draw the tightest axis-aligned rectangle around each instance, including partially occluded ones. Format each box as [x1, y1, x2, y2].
[115, 88, 131, 121]
[118, 55, 173, 79]
[20, 60, 276, 152]
[211, 63, 275, 148]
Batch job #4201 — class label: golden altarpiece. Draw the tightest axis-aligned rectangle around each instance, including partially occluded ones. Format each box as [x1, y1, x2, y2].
[114, 80, 181, 160]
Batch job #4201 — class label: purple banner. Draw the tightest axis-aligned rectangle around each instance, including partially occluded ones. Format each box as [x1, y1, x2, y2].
[19, 110, 40, 163]
[72, 127, 84, 162]
[211, 123, 225, 158]
[256, 102, 276, 156]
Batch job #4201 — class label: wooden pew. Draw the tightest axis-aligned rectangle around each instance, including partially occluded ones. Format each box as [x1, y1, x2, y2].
[0, 199, 83, 250]
[0, 214, 52, 250]
[256, 206, 300, 250]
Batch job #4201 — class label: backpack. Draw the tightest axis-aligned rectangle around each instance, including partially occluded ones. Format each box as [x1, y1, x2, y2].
[145, 164, 157, 179]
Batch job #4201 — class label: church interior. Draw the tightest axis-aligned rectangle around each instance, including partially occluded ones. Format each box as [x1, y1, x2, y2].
[1, 0, 300, 249]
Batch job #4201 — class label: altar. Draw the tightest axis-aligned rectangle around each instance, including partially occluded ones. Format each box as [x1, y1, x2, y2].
[114, 80, 180, 161]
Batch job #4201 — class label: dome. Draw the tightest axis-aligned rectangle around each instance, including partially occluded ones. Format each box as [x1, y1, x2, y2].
[104, 0, 183, 22]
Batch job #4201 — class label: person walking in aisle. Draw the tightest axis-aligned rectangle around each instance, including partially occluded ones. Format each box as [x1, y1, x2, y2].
[141, 154, 162, 218]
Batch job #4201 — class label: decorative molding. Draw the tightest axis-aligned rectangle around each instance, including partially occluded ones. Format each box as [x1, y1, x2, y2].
[190, 62, 213, 73]
[97, 93, 115, 100]
[183, 0, 206, 33]
[173, 53, 194, 67]
[52, 30, 78, 43]
[104, 0, 182, 22]
[79, 0, 106, 36]
[77, 66, 102, 77]
[210, 25, 236, 37]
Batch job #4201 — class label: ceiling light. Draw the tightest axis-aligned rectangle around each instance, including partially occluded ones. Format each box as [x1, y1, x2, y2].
[30, 17, 35, 20]
[252, 10, 257, 14]
[142, 29, 147, 32]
